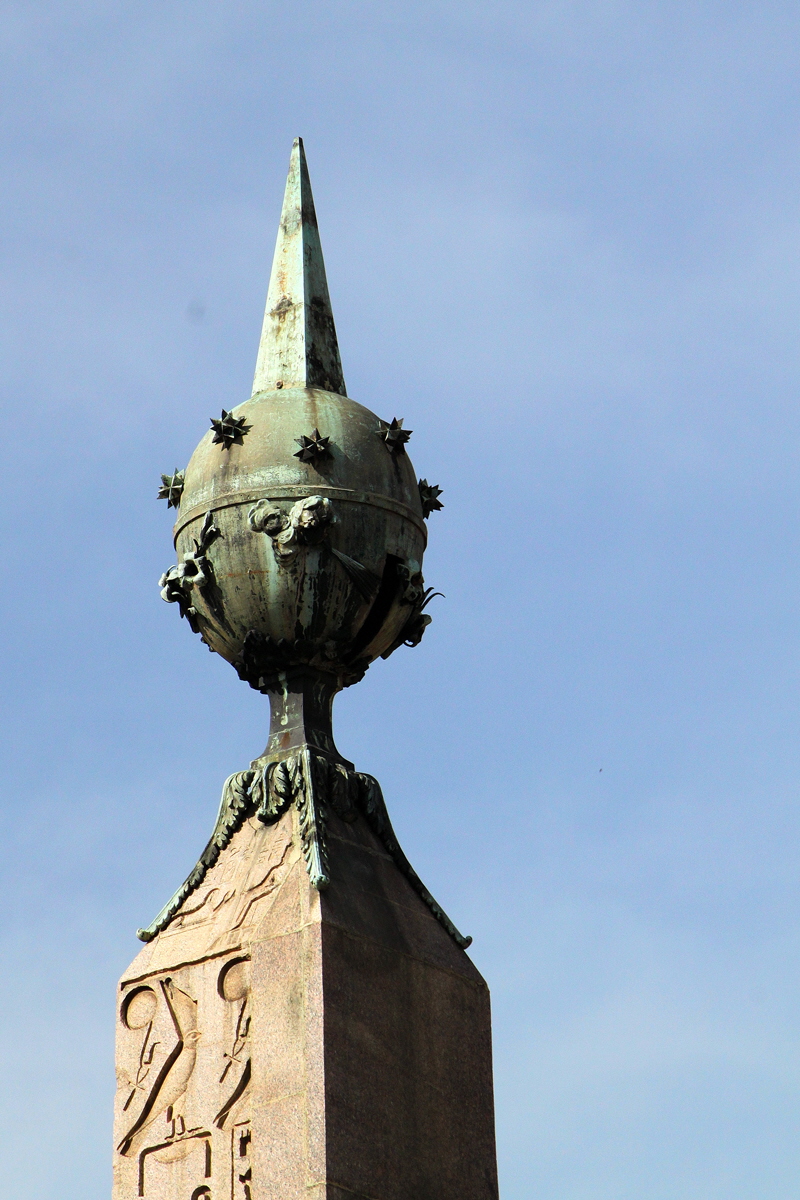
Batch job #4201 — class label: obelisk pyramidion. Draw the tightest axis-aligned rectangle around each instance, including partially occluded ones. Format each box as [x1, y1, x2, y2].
[113, 138, 499, 1200]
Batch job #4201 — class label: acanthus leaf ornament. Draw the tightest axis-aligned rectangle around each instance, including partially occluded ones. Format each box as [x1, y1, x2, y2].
[136, 769, 254, 942]
[157, 469, 185, 509]
[377, 416, 412, 454]
[418, 479, 443, 518]
[260, 758, 298, 821]
[137, 750, 471, 949]
[210, 409, 252, 450]
[294, 748, 330, 889]
[122, 139, 491, 1200]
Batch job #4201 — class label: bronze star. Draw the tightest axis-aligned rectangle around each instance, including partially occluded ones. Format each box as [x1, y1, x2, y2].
[157, 469, 185, 509]
[377, 417, 412, 454]
[294, 428, 332, 465]
[210, 410, 251, 450]
[418, 479, 443, 518]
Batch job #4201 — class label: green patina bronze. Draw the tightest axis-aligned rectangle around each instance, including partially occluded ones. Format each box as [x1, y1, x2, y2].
[145, 138, 465, 946]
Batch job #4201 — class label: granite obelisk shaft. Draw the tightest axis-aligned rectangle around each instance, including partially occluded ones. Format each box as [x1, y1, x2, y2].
[114, 800, 498, 1199]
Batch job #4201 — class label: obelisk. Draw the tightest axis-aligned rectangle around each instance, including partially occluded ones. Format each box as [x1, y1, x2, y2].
[113, 138, 499, 1200]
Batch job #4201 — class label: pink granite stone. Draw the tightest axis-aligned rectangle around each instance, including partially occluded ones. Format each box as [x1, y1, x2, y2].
[112, 806, 498, 1199]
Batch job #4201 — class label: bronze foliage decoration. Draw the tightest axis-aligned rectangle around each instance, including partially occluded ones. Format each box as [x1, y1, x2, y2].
[137, 754, 471, 949]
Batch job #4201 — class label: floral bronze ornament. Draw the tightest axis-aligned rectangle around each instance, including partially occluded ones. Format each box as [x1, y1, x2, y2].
[248, 495, 333, 560]
[158, 564, 200, 632]
[137, 751, 471, 948]
[294, 428, 332, 465]
[210, 409, 251, 449]
[157, 469, 185, 509]
[159, 511, 222, 633]
[418, 479, 443, 518]
[379, 561, 443, 658]
[377, 416, 412, 454]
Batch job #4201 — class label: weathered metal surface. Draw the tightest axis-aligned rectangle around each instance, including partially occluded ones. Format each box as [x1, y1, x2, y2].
[418, 477, 444, 516]
[170, 384, 428, 687]
[154, 138, 445, 904]
[135, 665, 472, 943]
[209, 408, 251, 449]
[251, 137, 346, 397]
[160, 141, 435, 691]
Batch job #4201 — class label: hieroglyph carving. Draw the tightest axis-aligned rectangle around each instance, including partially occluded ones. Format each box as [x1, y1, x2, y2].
[137, 771, 253, 942]
[117, 978, 211, 1196]
[118, 980, 200, 1158]
[215, 958, 252, 1131]
[117, 955, 258, 1199]
[216, 957, 253, 1200]
[231, 1124, 252, 1200]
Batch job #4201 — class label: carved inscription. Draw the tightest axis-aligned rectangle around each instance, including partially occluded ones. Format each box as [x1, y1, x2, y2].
[139, 1134, 211, 1198]
[115, 818, 300, 1197]
[216, 957, 252, 1199]
[117, 976, 213, 1197]
[215, 958, 251, 1130]
[232, 1124, 252, 1200]
[118, 979, 200, 1158]
[166, 819, 293, 941]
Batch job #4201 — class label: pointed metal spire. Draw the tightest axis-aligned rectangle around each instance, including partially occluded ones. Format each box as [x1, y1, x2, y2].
[252, 138, 347, 398]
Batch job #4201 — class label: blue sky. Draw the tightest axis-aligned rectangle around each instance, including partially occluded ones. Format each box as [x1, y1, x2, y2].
[3, 2, 800, 1196]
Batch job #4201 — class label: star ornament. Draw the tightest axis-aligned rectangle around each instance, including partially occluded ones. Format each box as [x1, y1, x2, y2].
[157, 469, 185, 509]
[294, 428, 332, 465]
[418, 479, 443, 518]
[210, 409, 251, 450]
[378, 417, 412, 454]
